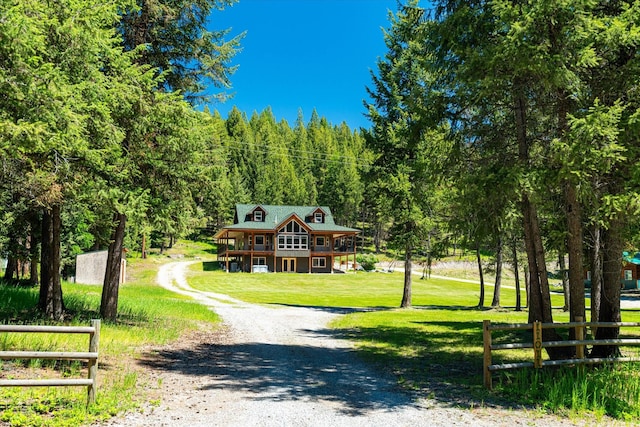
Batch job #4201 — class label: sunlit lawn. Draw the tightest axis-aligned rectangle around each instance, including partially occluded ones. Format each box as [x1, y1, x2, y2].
[0, 253, 220, 427]
[187, 265, 552, 309]
[186, 264, 640, 416]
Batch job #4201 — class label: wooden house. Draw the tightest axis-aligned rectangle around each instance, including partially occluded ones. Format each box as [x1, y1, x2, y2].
[214, 204, 360, 273]
[585, 252, 640, 290]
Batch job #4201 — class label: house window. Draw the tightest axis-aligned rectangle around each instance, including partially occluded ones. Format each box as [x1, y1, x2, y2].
[253, 257, 266, 265]
[625, 270, 633, 281]
[278, 234, 308, 250]
[277, 220, 308, 250]
[281, 221, 303, 233]
[254, 211, 263, 222]
[312, 257, 326, 268]
[255, 235, 264, 246]
[315, 212, 323, 223]
[316, 236, 325, 247]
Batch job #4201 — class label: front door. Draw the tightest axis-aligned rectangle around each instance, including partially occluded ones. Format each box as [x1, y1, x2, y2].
[282, 258, 296, 272]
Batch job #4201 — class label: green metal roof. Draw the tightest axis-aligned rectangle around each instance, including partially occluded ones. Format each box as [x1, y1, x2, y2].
[218, 204, 360, 234]
[624, 252, 640, 265]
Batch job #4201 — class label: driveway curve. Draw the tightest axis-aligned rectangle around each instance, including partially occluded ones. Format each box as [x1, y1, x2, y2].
[101, 261, 582, 427]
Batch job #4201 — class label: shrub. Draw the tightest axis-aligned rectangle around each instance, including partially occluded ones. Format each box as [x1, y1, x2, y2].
[356, 254, 378, 271]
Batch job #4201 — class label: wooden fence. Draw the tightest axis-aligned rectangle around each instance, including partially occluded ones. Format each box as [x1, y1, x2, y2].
[483, 318, 640, 390]
[0, 319, 100, 405]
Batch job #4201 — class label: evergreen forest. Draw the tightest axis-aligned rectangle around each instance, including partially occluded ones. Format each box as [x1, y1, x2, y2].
[2, 0, 640, 358]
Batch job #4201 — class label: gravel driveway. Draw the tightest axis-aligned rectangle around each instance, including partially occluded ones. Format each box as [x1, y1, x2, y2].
[100, 261, 588, 427]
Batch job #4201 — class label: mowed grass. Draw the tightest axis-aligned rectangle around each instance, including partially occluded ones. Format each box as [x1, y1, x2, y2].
[187, 266, 554, 309]
[187, 265, 640, 420]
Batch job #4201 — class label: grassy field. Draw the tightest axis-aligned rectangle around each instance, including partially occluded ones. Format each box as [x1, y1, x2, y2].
[0, 241, 220, 427]
[2, 240, 640, 425]
[187, 263, 640, 422]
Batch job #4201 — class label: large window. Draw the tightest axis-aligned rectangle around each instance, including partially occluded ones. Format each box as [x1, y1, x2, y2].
[279, 220, 304, 234]
[255, 235, 264, 246]
[277, 220, 309, 250]
[253, 257, 266, 265]
[278, 234, 308, 250]
[316, 236, 325, 247]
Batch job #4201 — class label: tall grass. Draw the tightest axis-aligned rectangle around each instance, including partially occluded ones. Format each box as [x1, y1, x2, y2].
[497, 364, 640, 421]
[0, 241, 221, 427]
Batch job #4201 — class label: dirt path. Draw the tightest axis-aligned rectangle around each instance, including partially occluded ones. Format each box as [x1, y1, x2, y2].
[100, 262, 587, 426]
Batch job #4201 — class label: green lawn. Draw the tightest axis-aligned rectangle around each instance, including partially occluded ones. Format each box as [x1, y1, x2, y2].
[2, 243, 640, 425]
[0, 248, 220, 427]
[187, 266, 640, 421]
[187, 265, 553, 309]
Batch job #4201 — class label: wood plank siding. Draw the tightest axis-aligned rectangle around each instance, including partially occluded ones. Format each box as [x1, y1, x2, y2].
[214, 204, 360, 273]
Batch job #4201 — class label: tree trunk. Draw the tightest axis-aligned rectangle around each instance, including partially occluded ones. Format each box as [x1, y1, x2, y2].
[28, 213, 40, 285]
[565, 181, 585, 328]
[476, 243, 485, 308]
[101, 213, 126, 321]
[559, 249, 569, 311]
[4, 254, 17, 282]
[522, 196, 547, 322]
[400, 244, 412, 308]
[491, 235, 502, 308]
[512, 238, 522, 311]
[591, 218, 623, 358]
[39, 209, 51, 309]
[514, 88, 569, 358]
[141, 233, 147, 259]
[590, 224, 603, 337]
[38, 205, 64, 320]
[523, 264, 529, 308]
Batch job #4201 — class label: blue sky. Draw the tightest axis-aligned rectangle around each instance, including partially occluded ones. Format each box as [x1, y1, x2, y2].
[207, 0, 401, 130]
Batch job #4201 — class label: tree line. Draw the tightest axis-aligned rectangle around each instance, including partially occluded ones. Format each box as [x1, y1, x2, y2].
[0, 0, 371, 322]
[2, 0, 640, 354]
[365, 0, 640, 359]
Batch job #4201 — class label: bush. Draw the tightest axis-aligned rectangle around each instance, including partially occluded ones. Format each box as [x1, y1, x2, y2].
[356, 254, 378, 271]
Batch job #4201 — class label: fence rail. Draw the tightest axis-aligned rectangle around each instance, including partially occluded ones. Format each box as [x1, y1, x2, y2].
[483, 318, 640, 390]
[0, 319, 100, 405]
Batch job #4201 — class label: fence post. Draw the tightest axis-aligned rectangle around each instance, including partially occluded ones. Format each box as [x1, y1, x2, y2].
[533, 321, 543, 368]
[87, 319, 100, 405]
[575, 316, 585, 359]
[483, 320, 492, 389]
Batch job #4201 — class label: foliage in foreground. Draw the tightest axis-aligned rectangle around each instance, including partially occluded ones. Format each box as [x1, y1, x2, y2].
[0, 253, 219, 427]
[498, 364, 640, 422]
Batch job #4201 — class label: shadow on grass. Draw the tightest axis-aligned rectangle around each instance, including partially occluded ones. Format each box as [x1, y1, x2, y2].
[137, 303, 524, 414]
[201, 261, 223, 272]
[333, 323, 482, 392]
[330, 316, 530, 410]
[272, 303, 393, 315]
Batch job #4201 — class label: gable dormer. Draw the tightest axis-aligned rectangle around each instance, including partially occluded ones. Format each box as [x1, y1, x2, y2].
[307, 207, 326, 224]
[248, 206, 266, 222]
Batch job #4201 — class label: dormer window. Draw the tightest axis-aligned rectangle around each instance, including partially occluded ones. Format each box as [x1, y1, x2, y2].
[314, 212, 323, 223]
[254, 210, 263, 222]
